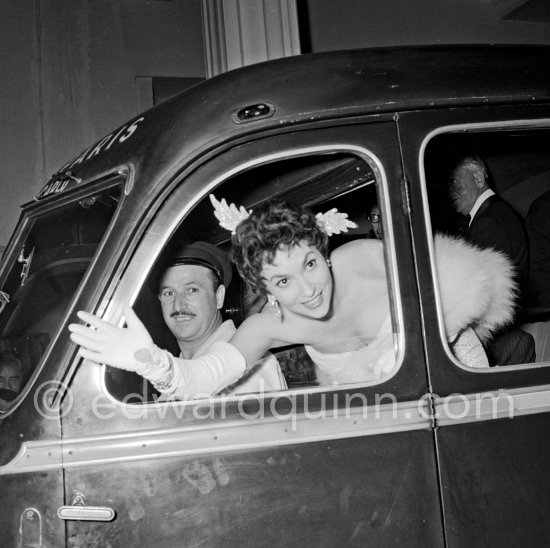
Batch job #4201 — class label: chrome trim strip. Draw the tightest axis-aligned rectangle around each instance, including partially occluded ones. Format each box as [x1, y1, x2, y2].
[434, 384, 550, 426]
[0, 439, 63, 475]
[0, 399, 429, 474]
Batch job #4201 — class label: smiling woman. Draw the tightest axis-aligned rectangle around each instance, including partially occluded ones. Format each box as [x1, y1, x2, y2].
[261, 242, 333, 318]
[224, 198, 397, 385]
[77, 152, 400, 401]
[231, 199, 333, 320]
[68, 151, 519, 404]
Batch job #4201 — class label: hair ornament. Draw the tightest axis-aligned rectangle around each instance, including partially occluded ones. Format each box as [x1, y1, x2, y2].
[315, 208, 357, 235]
[210, 194, 357, 236]
[210, 194, 251, 234]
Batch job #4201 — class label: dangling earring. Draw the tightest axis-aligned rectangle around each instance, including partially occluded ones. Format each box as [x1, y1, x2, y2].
[326, 258, 332, 268]
[268, 294, 282, 320]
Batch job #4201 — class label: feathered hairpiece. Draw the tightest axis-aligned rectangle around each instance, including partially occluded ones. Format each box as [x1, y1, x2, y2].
[210, 195, 251, 234]
[210, 194, 357, 235]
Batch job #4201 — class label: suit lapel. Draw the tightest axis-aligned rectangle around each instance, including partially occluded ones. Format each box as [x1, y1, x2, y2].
[471, 194, 497, 223]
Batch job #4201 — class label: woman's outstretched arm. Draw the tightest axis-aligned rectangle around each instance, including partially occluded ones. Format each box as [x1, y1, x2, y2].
[69, 303, 277, 399]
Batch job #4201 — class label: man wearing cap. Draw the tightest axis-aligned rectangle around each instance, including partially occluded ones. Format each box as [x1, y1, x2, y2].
[70, 242, 286, 400]
[156, 241, 286, 397]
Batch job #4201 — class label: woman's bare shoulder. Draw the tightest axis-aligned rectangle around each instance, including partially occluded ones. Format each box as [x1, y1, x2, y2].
[331, 238, 385, 274]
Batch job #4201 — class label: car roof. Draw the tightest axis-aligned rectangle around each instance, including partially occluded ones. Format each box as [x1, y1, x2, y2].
[40, 44, 550, 198]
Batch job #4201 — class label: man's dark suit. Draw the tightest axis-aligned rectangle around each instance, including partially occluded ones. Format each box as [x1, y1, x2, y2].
[526, 190, 550, 308]
[467, 194, 529, 302]
[465, 194, 534, 365]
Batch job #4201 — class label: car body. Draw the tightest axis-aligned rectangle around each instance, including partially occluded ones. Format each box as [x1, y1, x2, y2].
[1, 44, 550, 547]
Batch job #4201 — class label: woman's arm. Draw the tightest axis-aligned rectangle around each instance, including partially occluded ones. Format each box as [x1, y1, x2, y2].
[230, 312, 282, 364]
[68, 304, 277, 399]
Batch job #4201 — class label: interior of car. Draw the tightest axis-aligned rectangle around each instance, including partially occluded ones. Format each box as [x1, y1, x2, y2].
[108, 152, 386, 402]
[425, 126, 550, 362]
[105, 127, 550, 403]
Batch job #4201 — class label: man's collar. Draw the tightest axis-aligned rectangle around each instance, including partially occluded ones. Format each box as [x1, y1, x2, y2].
[469, 189, 495, 225]
[185, 320, 236, 359]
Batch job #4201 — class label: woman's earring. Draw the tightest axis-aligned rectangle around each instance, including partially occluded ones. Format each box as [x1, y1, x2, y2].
[326, 258, 332, 268]
[268, 294, 282, 320]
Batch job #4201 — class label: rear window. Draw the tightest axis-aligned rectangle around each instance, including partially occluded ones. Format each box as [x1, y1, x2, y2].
[0, 185, 122, 411]
[423, 124, 550, 369]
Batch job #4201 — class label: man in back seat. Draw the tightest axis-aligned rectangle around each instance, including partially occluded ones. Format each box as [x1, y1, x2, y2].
[526, 189, 550, 309]
[448, 155, 535, 365]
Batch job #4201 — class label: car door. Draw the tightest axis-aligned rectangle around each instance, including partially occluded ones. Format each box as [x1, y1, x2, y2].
[399, 105, 550, 547]
[0, 181, 125, 548]
[0, 360, 65, 548]
[60, 119, 445, 547]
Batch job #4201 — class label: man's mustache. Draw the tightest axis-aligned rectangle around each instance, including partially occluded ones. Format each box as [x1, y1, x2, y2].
[170, 310, 196, 318]
[0, 387, 19, 402]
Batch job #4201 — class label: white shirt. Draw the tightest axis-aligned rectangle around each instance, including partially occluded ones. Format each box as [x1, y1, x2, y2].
[468, 189, 495, 227]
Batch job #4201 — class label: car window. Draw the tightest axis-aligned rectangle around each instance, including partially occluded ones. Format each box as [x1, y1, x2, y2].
[0, 185, 122, 411]
[423, 125, 550, 369]
[105, 151, 404, 403]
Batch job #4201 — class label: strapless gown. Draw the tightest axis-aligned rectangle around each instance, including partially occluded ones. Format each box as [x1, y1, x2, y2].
[305, 317, 488, 386]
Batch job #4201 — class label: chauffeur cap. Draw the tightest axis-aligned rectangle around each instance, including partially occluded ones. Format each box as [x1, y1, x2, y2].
[166, 241, 232, 287]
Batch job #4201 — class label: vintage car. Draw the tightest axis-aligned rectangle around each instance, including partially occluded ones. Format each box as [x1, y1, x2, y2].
[1, 44, 550, 547]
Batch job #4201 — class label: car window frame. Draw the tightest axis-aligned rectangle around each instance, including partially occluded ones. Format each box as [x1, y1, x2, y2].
[398, 105, 550, 398]
[0, 174, 127, 416]
[421, 118, 550, 374]
[101, 143, 406, 404]
[81, 118, 436, 428]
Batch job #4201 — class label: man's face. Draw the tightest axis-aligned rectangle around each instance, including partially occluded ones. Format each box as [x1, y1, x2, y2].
[0, 361, 22, 394]
[449, 164, 480, 216]
[368, 205, 382, 240]
[158, 264, 225, 348]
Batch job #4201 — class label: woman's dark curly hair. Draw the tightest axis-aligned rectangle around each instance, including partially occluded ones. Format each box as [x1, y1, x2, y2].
[232, 200, 329, 293]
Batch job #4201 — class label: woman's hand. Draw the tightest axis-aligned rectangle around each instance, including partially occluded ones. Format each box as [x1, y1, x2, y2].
[68, 303, 155, 372]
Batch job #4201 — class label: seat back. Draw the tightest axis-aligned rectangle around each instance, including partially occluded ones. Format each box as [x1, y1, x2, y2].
[520, 321, 550, 362]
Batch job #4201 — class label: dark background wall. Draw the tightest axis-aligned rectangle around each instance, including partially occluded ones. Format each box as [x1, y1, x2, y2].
[0, 0, 204, 249]
[1, 0, 549, 249]
[302, 0, 550, 53]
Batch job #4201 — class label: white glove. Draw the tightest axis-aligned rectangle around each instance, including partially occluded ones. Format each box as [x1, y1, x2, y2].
[69, 304, 246, 399]
[68, 303, 157, 375]
[166, 341, 246, 399]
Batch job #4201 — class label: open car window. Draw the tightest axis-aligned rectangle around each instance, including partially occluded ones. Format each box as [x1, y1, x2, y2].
[0, 185, 122, 411]
[424, 124, 550, 370]
[106, 150, 403, 403]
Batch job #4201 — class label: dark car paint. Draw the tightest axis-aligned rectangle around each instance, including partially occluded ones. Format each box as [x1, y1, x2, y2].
[37, 45, 550, 204]
[0, 45, 549, 547]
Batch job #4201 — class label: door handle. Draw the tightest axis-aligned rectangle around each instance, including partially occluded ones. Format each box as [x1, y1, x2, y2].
[57, 493, 116, 522]
[57, 505, 116, 521]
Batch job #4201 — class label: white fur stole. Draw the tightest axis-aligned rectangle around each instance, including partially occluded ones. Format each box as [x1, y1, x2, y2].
[434, 234, 516, 341]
